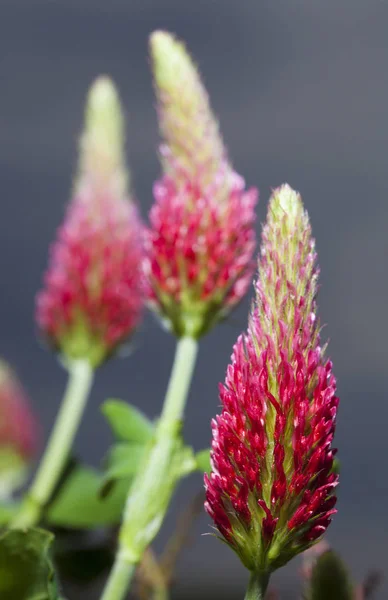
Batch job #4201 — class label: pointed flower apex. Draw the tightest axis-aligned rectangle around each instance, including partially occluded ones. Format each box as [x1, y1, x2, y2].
[270, 184, 302, 225]
[0, 361, 38, 499]
[205, 185, 339, 573]
[150, 30, 228, 190]
[36, 77, 144, 367]
[78, 75, 127, 196]
[146, 33, 258, 338]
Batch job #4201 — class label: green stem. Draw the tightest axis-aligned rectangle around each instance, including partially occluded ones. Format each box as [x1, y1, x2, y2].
[158, 335, 198, 436]
[100, 336, 198, 600]
[244, 572, 270, 600]
[99, 551, 135, 600]
[11, 359, 94, 528]
[153, 583, 169, 600]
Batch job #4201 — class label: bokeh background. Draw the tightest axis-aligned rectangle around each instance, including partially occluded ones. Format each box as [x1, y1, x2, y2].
[1, 0, 388, 597]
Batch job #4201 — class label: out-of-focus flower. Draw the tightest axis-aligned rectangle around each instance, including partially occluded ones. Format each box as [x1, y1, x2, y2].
[144, 31, 257, 338]
[205, 185, 339, 573]
[36, 77, 144, 366]
[0, 361, 38, 499]
[301, 539, 331, 581]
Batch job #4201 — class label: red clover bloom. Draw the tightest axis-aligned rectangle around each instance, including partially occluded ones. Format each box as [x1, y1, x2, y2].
[0, 361, 38, 498]
[144, 31, 258, 338]
[205, 185, 339, 573]
[36, 78, 144, 367]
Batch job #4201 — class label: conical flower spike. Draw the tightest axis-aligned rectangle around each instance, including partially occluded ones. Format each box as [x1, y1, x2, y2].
[0, 361, 38, 499]
[150, 30, 229, 192]
[145, 31, 258, 338]
[205, 185, 339, 575]
[36, 78, 144, 366]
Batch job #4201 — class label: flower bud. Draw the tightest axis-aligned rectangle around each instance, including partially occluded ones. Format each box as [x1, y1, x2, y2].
[145, 31, 257, 338]
[0, 361, 38, 499]
[36, 77, 144, 366]
[205, 185, 339, 573]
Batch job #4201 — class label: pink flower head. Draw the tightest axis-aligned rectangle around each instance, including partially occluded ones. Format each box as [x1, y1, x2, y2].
[36, 78, 144, 366]
[0, 361, 38, 497]
[144, 31, 257, 338]
[205, 185, 339, 573]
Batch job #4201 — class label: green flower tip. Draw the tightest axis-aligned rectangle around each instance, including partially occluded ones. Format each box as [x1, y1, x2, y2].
[149, 30, 191, 91]
[78, 75, 127, 193]
[270, 183, 303, 226]
[149, 29, 227, 190]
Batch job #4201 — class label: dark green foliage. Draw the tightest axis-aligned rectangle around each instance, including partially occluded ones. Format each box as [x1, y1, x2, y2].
[0, 528, 59, 599]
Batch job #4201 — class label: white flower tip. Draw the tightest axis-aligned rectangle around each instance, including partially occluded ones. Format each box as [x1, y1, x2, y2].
[150, 30, 174, 65]
[86, 76, 123, 133]
[149, 30, 174, 51]
[89, 76, 117, 106]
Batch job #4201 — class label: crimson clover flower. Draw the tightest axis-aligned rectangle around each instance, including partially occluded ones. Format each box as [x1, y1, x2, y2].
[205, 185, 339, 574]
[36, 78, 144, 366]
[144, 31, 258, 338]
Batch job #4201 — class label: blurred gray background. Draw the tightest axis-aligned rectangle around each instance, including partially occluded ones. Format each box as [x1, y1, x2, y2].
[1, 0, 387, 597]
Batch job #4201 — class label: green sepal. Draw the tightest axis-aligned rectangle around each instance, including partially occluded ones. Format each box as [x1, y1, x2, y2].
[0, 527, 59, 599]
[309, 550, 353, 600]
[46, 465, 129, 528]
[331, 457, 340, 475]
[195, 448, 211, 473]
[102, 399, 154, 443]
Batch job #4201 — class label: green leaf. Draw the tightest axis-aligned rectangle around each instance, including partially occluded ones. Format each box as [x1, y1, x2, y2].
[46, 466, 129, 528]
[0, 527, 59, 599]
[100, 442, 147, 497]
[0, 500, 20, 526]
[195, 448, 211, 473]
[102, 399, 154, 443]
[174, 444, 196, 478]
[310, 551, 353, 600]
[104, 443, 147, 480]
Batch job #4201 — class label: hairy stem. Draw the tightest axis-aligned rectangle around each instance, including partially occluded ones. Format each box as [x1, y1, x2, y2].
[244, 571, 270, 600]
